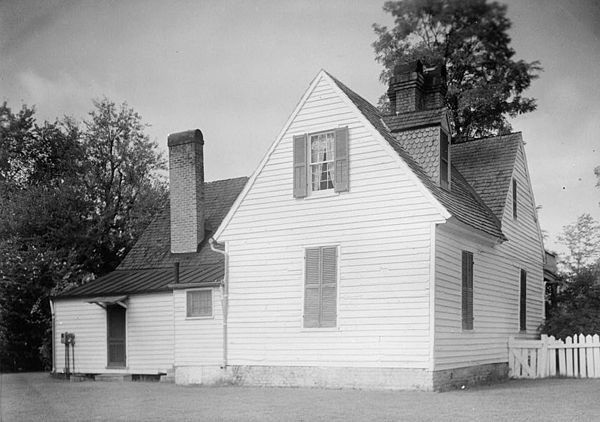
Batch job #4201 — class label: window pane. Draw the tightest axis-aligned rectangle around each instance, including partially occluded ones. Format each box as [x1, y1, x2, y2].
[310, 132, 335, 164]
[311, 163, 334, 191]
[187, 290, 212, 317]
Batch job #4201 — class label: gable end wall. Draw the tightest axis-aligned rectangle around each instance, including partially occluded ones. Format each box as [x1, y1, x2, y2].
[219, 75, 446, 375]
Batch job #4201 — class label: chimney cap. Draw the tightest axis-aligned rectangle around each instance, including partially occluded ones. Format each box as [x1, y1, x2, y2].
[393, 60, 423, 77]
[168, 129, 204, 147]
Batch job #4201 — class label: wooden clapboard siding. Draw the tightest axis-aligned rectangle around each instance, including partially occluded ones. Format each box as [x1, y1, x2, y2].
[54, 299, 106, 373]
[126, 294, 174, 372]
[219, 74, 445, 369]
[434, 142, 544, 371]
[173, 288, 223, 366]
[54, 293, 174, 374]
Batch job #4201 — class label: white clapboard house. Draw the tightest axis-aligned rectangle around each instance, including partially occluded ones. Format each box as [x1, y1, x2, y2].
[52, 61, 545, 390]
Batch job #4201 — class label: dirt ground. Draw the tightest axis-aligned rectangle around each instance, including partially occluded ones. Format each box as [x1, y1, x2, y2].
[1, 373, 600, 422]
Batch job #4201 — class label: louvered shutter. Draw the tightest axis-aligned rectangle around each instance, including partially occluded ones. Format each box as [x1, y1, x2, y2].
[334, 127, 349, 193]
[462, 251, 474, 330]
[304, 248, 321, 328]
[520, 269, 527, 331]
[320, 246, 337, 327]
[293, 134, 308, 198]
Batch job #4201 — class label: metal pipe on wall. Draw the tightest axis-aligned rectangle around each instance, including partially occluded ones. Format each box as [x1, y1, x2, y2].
[209, 238, 228, 369]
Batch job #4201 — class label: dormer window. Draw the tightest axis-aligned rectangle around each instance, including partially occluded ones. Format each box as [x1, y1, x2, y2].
[310, 131, 335, 191]
[293, 127, 349, 198]
[440, 130, 450, 189]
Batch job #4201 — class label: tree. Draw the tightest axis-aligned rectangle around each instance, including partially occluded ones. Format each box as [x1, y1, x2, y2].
[372, 0, 542, 139]
[541, 262, 600, 339]
[80, 98, 167, 274]
[557, 214, 600, 275]
[0, 99, 167, 371]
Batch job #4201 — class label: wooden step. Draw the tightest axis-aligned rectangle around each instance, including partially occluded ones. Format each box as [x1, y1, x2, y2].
[94, 373, 132, 382]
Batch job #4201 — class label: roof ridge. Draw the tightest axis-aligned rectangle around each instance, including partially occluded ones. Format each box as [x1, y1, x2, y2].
[455, 132, 522, 145]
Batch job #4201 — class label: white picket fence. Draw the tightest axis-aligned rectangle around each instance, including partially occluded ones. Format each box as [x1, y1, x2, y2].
[509, 334, 600, 379]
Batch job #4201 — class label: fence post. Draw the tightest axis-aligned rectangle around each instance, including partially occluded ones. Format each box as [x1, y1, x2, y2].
[508, 336, 515, 378]
[539, 334, 548, 378]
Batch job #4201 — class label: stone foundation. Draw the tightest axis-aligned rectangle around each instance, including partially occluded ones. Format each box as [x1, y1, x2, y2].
[174, 363, 509, 391]
[226, 365, 432, 391]
[432, 363, 508, 391]
[175, 365, 227, 385]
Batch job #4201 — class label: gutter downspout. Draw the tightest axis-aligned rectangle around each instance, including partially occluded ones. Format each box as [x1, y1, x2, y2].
[209, 238, 228, 369]
[49, 298, 55, 374]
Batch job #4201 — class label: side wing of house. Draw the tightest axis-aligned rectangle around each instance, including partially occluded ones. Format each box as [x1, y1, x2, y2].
[434, 136, 544, 379]
[215, 71, 447, 389]
[54, 293, 174, 374]
[173, 286, 224, 384]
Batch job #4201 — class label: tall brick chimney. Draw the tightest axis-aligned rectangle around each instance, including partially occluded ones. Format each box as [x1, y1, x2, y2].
[387, 60, 447, 115]
[167, 129, 205, 254]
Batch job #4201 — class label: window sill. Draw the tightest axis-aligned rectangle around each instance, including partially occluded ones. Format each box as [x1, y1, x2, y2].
[300, 327, 339, 332]
[304, 190, 339, 200]
[185, 315, 214, 320]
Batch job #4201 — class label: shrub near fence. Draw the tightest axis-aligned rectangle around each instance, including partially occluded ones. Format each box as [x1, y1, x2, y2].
[509, 334, 600, 379]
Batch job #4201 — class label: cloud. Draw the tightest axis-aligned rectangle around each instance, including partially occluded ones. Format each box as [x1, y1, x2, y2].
[0, 0, 75, 56]
[17, 69, 116, 121]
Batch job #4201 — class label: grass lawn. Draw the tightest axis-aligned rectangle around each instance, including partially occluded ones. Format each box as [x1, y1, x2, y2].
[1, 372, 599, 421]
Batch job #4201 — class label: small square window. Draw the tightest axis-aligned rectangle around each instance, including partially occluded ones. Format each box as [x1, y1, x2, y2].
[186, 289, 213, 318]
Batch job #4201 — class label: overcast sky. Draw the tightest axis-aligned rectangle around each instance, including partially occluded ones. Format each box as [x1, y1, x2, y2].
[1, 0, 599, 254]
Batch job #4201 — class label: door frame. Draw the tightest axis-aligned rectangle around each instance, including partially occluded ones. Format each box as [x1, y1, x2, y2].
[106, 304, 127, 368]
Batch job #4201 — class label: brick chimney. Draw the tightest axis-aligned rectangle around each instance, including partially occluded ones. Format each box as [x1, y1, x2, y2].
[167, 129, 205, 254]
[387, 60, 447, 115]
[387, 60, 451, 190]
[387, 60, 424, 114]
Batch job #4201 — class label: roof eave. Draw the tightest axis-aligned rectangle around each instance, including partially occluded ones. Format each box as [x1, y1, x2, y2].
[444, 216, 507, 246]
[52, 287, 173, 300]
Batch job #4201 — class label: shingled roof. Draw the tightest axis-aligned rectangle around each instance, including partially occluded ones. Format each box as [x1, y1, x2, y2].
[382, 108, 445, 131]
[57, 177, 248, 298]
[451, 133, 521, 222]
[328, 73, 506, 240]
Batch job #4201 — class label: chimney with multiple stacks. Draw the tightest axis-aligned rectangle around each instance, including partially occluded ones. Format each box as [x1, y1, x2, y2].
[386, 59, 450, 190]
[387, 60, 447, 115]
[168, 129, 205, 254]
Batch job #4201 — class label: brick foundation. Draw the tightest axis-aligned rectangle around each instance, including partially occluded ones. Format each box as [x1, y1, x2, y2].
[432, 363, 509, 391]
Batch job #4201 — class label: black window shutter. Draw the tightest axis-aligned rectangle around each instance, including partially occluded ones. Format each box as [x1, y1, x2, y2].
[513, 178, 518, 219]
[462, 251, 474, 330]
[520, 269, 527, 331]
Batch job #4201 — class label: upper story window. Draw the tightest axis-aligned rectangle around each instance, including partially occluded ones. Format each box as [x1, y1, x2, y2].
[310, 132, 335, 191]
[440, 130, 450, 190]
[293, 127, 349, 198]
